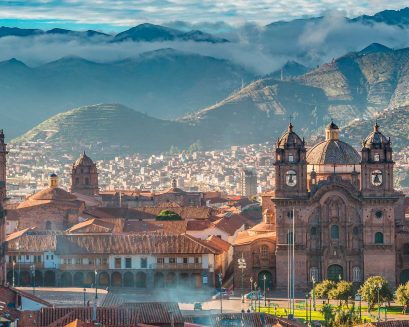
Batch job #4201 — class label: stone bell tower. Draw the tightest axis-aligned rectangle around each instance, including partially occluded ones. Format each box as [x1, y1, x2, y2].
[71, 152, 99, 196]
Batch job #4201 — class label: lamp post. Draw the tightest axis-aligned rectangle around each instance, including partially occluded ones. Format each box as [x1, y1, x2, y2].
[250, 277, 253, 311]
[12, 261, 15, 287]
[83, 288, 86, 307]
[30, 264, 35, 295]
[254, 282, 258, 312]
[305, 293, 309, 323]
[312, 275, 316, 311]
[355, 293, 362, 322]
[94, 270, 98, 301]
[218, 272, 223, 314]
[238, 254, 246, 304]
[263, 274, 267, 307]
[377, 283, 382, 322]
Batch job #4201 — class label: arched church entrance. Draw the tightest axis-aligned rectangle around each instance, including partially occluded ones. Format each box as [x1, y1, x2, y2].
[400, 269, 409, 284]
[327, 264, 343, 281]
[258, 271, 273, 291]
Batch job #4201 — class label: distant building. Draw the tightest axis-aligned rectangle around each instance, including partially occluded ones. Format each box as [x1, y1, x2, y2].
[240, 168, 257, 196]
[71, 152, 99, 196]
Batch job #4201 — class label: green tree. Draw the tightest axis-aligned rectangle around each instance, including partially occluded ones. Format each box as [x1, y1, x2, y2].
[329, 281, 354, 307]
[321, 303, 335, 327]
[396, 281, 409, 310]
[358, 276, 394, 311]
[313, 280, 337, 302]
[333, 305, 360, 327]
[156, 210, 182, 221]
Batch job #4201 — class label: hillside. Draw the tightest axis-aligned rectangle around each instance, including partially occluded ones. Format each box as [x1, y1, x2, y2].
[341, 106, 409, 151]
[13, 104, 195, 158]
[0, 49, 253, 137]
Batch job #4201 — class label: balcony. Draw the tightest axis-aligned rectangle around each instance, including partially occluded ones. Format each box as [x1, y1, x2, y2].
[59, 264, 109, 271]
[153, 263, 202, 270]
[7, 262, 43, 270]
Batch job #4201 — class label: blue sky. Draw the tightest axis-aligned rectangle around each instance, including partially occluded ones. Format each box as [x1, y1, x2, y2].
[0, 0, 408, 32]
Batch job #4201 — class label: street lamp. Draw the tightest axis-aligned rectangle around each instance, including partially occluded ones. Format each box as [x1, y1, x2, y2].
[238, 254, 246, 304]
[218, 272, 223, 314]
[94, 270, 98, 301]
[263, 274, 267, 307]
[12, 261, 15, 287]
[254, 282, 258, 312]
[30, 264, 35, 295]
[250, 277, 253, 291]
[305, 292, 309, 323]
[83, 288, 86, 307]
[355, 293, 362, 322]
[311, 275, 316, 311]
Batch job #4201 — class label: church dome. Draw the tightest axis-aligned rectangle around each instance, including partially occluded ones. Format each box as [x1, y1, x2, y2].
[277, 123, 304, 149]
[307, 121, 360, 165]
[307, 140, 361, 165]
[74, 152, 94, 167]
[30, 187, 77, 202]
[363, 122, 389, 149]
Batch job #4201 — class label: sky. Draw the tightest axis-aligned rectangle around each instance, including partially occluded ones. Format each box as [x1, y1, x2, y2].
[0, 0, 408, 32]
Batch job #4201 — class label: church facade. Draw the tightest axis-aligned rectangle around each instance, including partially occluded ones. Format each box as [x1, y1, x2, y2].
[234, 122, 409, 291]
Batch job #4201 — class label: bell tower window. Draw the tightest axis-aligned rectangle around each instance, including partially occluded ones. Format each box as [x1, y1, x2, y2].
[330, 225, 339, 240]
[375, 232, 384, 244]
[288, 154, 294, 163]
[285, 170, 297, 187]
[371, 170, 383, 186]
[374, 153, 380, 162]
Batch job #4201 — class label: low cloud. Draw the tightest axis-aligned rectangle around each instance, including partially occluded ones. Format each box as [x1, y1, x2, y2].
[1, 13, 409, 75]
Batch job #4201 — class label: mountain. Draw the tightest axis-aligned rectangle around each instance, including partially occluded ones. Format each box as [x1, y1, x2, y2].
[341, 106, 409, 151]
[113, 23, 228, 43]
[351, 7, 409, 27]
[268, 61, 310, 79]
[0, 49, 253, 137]
[13, 104, 194, 158]
[0, 26, 109, 39]
[296, 44, 409, 123]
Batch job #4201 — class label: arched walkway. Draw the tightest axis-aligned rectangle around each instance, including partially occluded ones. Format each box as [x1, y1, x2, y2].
[258, 270, 273, 291]
[154, 272, 165, 288]
[73, 272, 84, 287]
[111, 272, 122, 287]
[7, 270, 17, 286]
[84, 272, 94, 287]
[179, 273, 190, 288]
[135, 272, 146, 288]
[327, 264, 343, 281]
[61, 272, 73, 287]
[98, 272, 110, 287]
[34, 270, 43, 286]
[400, 269, 409, 285]
[20, 271, 31, 286]
[166, 272, 177, 288]
[44, 270, 56, 286]
[123, 272, 134, 287]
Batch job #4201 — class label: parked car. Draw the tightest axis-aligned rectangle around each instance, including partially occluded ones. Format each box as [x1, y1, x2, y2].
[244, 291, 262, 300]
[193, 302, 203, 310]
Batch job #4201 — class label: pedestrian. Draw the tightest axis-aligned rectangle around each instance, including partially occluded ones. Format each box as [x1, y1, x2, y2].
[403, 304, 407, 315]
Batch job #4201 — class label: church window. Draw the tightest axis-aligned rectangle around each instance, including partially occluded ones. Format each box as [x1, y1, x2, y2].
[309, 267, 319, 282]
[375, 210, 383, 219]
[371, 170, 383, 186]
[288, 154, 294, 163]
[85, 177, 90, 185]
[286, 170, 297, 187]
[287, 210, 294, 219]
[375, 232, 384, 244]
[374, 154, 380, 162]
[403, 244, 409, 255]
[330, 225, 339, 240]
[287, 231, 294, 245]
[260, 245, 269, 257]
[352, 267, 362, 282]
[310, 226, 318, 236]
